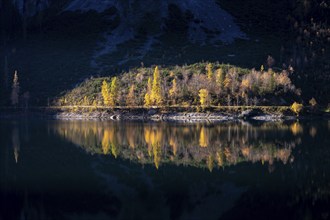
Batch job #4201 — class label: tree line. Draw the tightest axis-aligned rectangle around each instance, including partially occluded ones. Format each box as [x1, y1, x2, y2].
[57, 63, 300, 108]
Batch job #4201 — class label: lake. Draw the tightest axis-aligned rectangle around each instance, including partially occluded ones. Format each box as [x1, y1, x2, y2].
[0, 119, 329, 220]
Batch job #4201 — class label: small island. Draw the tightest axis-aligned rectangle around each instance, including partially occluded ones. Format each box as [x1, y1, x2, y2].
[47, 62, 326, 121]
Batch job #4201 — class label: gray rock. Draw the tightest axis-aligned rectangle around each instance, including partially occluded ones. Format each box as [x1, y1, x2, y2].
[238, 109, 260, 119]
[148, 109, 157, 115]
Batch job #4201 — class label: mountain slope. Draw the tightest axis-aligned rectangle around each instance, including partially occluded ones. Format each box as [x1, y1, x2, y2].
[0, 0, 329, 106]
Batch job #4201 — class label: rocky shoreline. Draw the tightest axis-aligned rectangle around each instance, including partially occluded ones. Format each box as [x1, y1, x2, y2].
[2, 106, 328, 121]
[54, 109, 296, 122]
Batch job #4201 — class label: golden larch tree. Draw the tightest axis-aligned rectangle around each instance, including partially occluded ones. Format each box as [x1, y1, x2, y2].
[216, 68, 224, 88]
[109, 77, 118, 107]
[199, 89, 209, 107]
[144, 77, 152, 107]
[150, 66, 163, 106]
[101, 80, 110, 106]
[291, 102, 303, 115]
[206, 63, 213, 80]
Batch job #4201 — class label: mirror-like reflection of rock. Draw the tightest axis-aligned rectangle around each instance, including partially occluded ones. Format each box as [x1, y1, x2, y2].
[53, 121, 301, 171]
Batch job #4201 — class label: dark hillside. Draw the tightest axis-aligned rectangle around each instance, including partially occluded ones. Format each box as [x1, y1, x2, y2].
[0, 0, 329, 106]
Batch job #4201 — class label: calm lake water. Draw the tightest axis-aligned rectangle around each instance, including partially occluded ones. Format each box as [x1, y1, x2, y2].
[0, 119, 330, 220]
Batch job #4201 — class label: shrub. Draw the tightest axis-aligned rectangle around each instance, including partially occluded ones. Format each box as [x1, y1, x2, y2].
[291, 102, 303, 115]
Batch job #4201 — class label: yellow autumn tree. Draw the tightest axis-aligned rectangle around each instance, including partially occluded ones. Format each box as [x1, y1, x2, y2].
[224, 74, 232, 90]
[150, 66, 163, 106]
[206, 63, 213, 80]
[83, 96, 89, 106]
[92, 100, 97, 110]
[291, 102, 303, 115]
[126, 84, 136, 106]
[216, 68, 224, 88]
[101, 80, 110, 106]
[144, 77, 152, 107]
[199, 89, 209, 107]
[109, 77, 118, 107]
[241, 78, 250, 90]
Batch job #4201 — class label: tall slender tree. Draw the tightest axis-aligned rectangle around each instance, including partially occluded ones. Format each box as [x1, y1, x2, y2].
[206, 63, 213, 80]
[199, 89, 209, 107]
[150, 66, 163, 106]
[144, 77, 152, 107]
[11, 70, 20, 106]
[109, 77, 118, 107]
[101, 80, 110, 105]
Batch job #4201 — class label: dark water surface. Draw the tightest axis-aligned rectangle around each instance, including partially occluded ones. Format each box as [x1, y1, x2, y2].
[0, 119, 329, 220]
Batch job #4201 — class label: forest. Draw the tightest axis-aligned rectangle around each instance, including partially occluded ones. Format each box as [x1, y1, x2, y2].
[55, 63, 301, 109]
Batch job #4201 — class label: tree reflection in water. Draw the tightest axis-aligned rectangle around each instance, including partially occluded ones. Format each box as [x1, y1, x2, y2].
[53, 121, 302, 171]
[1, 119, 329, 220]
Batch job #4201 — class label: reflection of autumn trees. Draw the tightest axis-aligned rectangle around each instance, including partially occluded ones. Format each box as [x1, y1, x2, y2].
[54, 121, 302, 170]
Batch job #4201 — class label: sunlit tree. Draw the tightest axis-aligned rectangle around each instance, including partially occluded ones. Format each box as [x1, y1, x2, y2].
[101, 80, 110, 106]
[11, 71, 20, 106]
[83, 96, 89, 106]
[216, 68, 224, 88]
[291, 102, 303, 115]
[144, 77, 152, 107]
[199, 89, 209, 107]
[206, 63, 213, 80]
[109, 77, 118, 107]
[150, 66, 163, 106]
